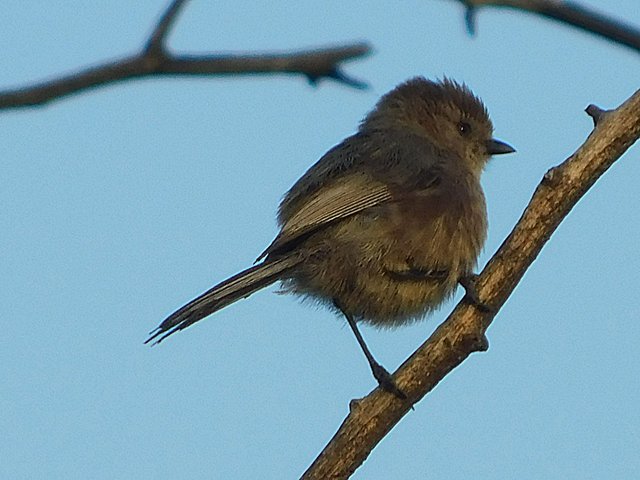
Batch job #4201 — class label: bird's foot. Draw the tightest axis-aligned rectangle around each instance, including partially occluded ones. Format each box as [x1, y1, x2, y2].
[459, 274, 494, 313]
[370, 361, 407, 400]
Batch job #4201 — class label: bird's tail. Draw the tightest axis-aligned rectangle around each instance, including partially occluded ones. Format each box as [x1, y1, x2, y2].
[146, 254, 302, 345]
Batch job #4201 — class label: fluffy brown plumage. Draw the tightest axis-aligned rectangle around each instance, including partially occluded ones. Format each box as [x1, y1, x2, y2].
[147, 77, 514, 395]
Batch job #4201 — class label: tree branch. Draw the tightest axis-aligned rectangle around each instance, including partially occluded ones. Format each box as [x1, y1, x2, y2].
[144, 0, 188, 55]
[0, 1, 371, 110]
[456, 0, 640, 53]
[301, 89, 640, 479]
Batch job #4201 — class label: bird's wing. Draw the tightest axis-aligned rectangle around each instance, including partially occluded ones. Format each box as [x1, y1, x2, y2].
[257, 174, 393, 260]
[258, 132, 447, 260]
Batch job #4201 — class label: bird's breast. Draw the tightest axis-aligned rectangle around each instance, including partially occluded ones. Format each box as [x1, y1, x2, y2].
[383, 179, 488, 276]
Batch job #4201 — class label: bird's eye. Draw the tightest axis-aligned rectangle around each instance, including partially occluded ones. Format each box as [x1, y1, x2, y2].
[458, 121, 472, 136]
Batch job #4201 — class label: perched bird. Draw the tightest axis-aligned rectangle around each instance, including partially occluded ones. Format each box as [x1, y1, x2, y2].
[147, 77, 514, 398]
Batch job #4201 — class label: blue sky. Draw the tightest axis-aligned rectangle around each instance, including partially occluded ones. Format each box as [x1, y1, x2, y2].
[1, 1, 639, 478]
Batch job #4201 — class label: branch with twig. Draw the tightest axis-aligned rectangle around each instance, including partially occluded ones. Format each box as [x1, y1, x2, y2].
[455, 0, 640, 53]
[301, 88, 640, 479]
[0, 0, 370, 110]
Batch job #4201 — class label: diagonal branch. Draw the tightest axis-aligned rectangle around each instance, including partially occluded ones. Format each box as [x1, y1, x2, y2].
[456, 0, 640, 53]
[0, 1, 371, 110]
[301, 89, 640, 479]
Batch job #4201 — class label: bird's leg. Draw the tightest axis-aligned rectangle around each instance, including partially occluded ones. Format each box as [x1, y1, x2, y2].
[458, 274, 493, 313]
[335, 301, 407, 400]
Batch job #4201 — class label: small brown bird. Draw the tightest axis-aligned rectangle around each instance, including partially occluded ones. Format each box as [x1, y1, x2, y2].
[147, 77, 514, 398]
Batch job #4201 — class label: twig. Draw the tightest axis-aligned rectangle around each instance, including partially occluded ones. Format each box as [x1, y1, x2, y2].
[457, 0, 640, 53]
[301, 89, 640, 479]
[0, 1, 371, 110]
[144, 0, 188, 55]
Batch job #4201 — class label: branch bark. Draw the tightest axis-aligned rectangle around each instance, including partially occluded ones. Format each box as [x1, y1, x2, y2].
[301, 89, 640, 479]
[456, 0, 640, 53]
[0, 0, 370, 110]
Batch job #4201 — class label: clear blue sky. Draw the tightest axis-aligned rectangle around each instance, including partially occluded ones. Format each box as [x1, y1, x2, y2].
[2, 1, 639, 478]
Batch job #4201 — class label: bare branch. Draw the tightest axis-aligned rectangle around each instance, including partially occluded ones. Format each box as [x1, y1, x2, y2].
[0, 2, 371, 110]
[302, 89, 640, 479]
[144, 0, 189, 55]
[455, 0, 640, 53]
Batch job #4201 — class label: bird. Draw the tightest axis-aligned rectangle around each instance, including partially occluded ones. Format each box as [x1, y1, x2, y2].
[147, 77, 515, 398]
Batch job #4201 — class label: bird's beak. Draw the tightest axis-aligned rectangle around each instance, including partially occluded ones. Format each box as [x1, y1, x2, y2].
[487, 138, 516, 155]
